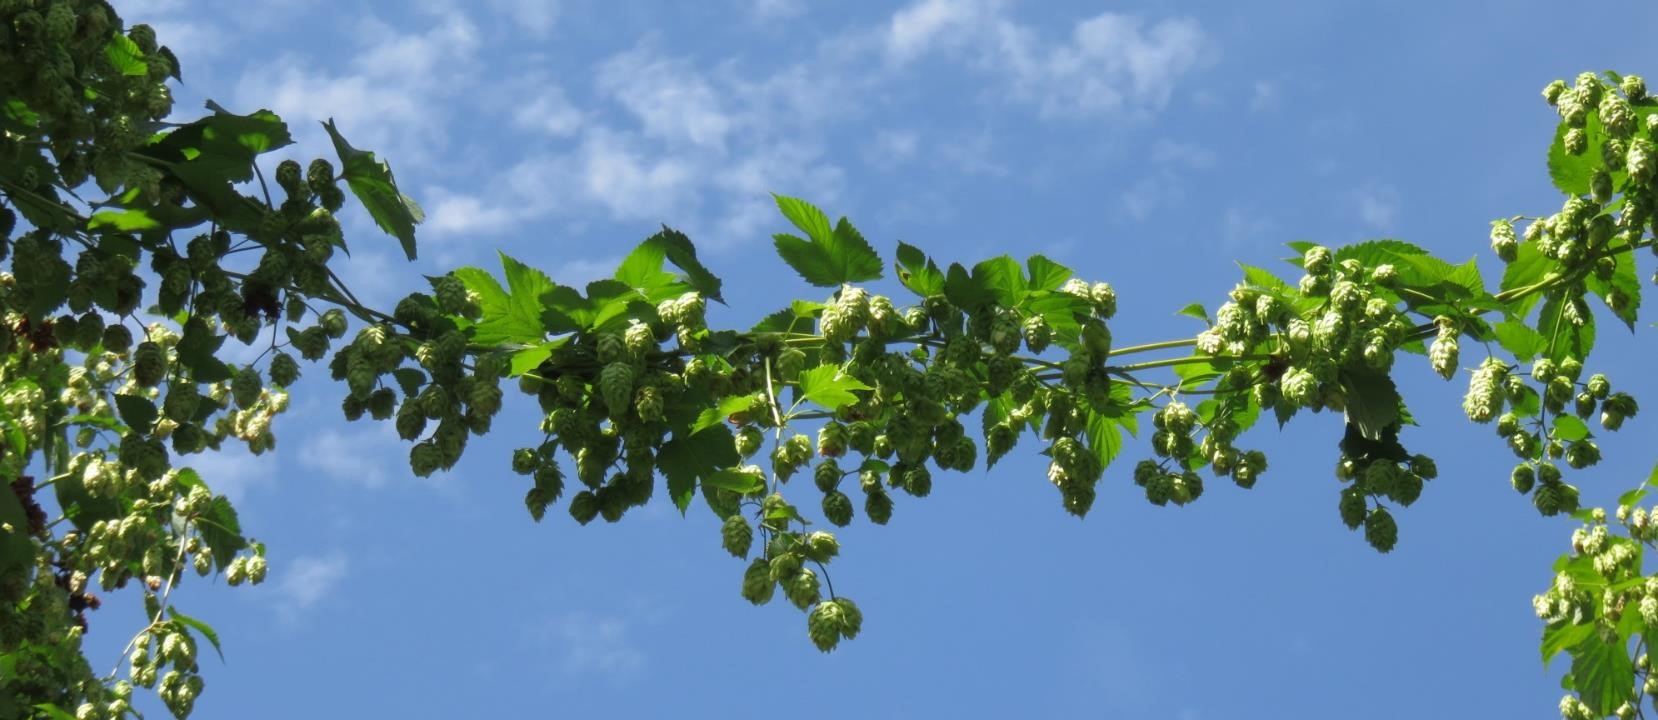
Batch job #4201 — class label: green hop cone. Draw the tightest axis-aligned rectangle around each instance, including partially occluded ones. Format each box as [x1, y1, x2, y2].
[623, 321, 654, 357]
[319, 308, 348, 338]
[1022, 315, 1052, 354]
[720, 515, 753, 558]
[568, 490, 600, 525]
[814, 459, 842, 492]
[822, 490, 854, 526]
[103, 324, 134, 355]
[775, 346, 806, 382]
[864, 488, 894, 525]
[268, 352, 300, 387]
[1461, 358, 1507, 423]
[1364, 506, 1398, 553]
[817, 422, 848, 458]
[806, 600, 848, 652]
[741, 557, 775, 605]
[230, 366, 263, 409]
[133, 341, 167, 387]
[785, 567, 821, 610]
[1338, 488, 1367, 529]
[1429, 318, 1459, 380]
[735, 425, 764, 458]
[599, 362, 635, 418]
[511, 448, 538, 475]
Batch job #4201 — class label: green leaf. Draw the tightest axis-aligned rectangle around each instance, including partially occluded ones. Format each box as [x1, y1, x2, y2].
[1567, 631, 1635, 716]
[1339, 367, 1402, 442]
[751, 301, 823, 335]
[87, 209, 161, 232]
[463, 254, 557, 346]
[613, 240, 681, 301]
[1025, 255, 1071, 293]
[52, 457, 122, 533]
[769, 195, 882, 287]
[1537, 290, 1596, 362]
[1177, 303, 1211, 325]
[195, 495, 247, 572]
[103, 33, 148, 76]
[942, 262, 997, 311]
[704, 468, 765, 494]
[0, 485, 36, 602]
[176, 317, 232, 382]
[1083, 410, 1123, 476]
[657, 426, 741, 514]
[1585, 248, 1640, 331]
[1492, 320, 1545, 361]
[167, 609, 226, 663]
[1552, 415, 1590, 442]
[1542, 622, 1595, 667]
[509, 340, 565, 377]
[895, 241, 946, 296]
[323, 118, 423, 260]
[972, 255, 1027, 307]
[693, 393, 765, 433]
[796, 366, 872, 412]
[32, 704, 77, 720]
[631, 227, 724, 303]
[1548, 111, 1608, 196]
[113, 394, 158, 434]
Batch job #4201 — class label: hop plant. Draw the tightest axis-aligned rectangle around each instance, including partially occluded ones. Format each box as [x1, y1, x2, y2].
[1462, 358, 1508, 423]
[1429, 317, 1459, 380]
[721, 515, 753, 558]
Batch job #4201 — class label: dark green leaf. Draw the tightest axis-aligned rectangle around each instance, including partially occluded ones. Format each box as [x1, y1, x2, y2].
[657, 426, 741, 514]
[323, 119, 423, 260]
[1083, 410, 1123, 474]
[195, 495, 247, 572]
[1339, 367, 1402, 442]
[0, 486, 35, 601]
[943, 262, 996, 311]
[177, 317, 232, 382]
[769, 195, 882, 287]
[114, 394, 158, 434]
[167, 609, 226, 662]
[895, 241, 945, 296]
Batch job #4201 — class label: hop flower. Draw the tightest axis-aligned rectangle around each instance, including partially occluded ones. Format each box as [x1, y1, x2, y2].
[784, 567, 821, 609]
[133, 341, 167, 386]
[807, 600, 845, 651]
[1489, 219, 1518, 262]
[741, 557, 775, 605]
[817, 422, 847, 458]
[1429, 318, 1459, 380]
[720, 515, 753, 558]
[232, 366, 262, 409]
[864, 488, 893, 525]
[1462, 358, 1507, 423]
[1090, 282, 1117, 319]
[1564, 128, 1587, 155]
[1021, 315, 1052, 354]
[599, 362, 635, 417]
[1302, 245, 1332, 276]
[623, 321, 654, 357]
[822, 491, 854, 526]
[1364, 506, 1398, 553]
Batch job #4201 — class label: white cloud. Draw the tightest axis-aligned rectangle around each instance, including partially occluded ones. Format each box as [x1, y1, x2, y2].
[1354, 185, 1400, 229]
[1149, 139, 1216, 169]
[554, 612, 645, 676]
[1221, 206, 1275, 246]
[177, 442, 277, 505]
[866, 129, 920, 169]
[880, 1, 1210, 119]
[512, 85, 584, 138]
[596, 46, 736, 151]
[296, 422, 409, 489]
[424, 192, 520, 238]
[272, 553, 349, 616]
[1250, 80, 1280, 112]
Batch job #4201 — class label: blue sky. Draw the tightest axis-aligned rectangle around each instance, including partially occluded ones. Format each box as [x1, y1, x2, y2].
[85, 1, 1658, 717]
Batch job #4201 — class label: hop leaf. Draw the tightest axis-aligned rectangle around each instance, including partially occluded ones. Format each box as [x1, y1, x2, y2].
[721, 515, 753, 558]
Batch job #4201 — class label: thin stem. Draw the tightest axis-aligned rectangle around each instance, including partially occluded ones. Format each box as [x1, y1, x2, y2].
[1112, 353, 1274, 373]
[1107, 338, 1198, 358]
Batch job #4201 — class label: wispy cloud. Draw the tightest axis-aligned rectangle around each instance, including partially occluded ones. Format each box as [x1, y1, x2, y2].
[1353, 184, 1400, 229]
[296, 422, 410, 490]
[1249, 80, 1280, 112]
[272, 552, 349, 618]
[553, 612, 646, 676]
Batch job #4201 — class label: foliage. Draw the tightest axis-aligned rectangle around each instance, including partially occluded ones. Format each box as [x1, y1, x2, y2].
[1, 3, 1657, 718]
